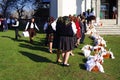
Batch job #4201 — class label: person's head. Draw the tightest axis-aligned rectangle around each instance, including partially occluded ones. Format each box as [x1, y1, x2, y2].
[57, 16, 63, 23]
[77, 15, 81, 21]
[31, 18, 35, 22]
[82, 12, 86, 16]
[63, 16, 71, 26]
[80, 15, 85, 22]
[47, 16, 54, 23]
[91, 8, 94, 12]
[69, 15, 73, 21]
[87, 9, 90, 13]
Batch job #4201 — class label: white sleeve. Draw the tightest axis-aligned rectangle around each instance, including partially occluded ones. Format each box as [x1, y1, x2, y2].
[51, 20, 57, 31]
[35, 23, 39, 31]
[71, 21, 77, 34]
[12, 21, 19, 27]
[25, 22, 29, 30]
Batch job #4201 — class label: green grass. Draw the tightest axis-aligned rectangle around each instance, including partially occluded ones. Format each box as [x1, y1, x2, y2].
[0, 30, 120, 80]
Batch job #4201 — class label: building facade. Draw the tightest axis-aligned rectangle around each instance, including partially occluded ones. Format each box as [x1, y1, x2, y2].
[50, 0, 120, 26]
[50, 0, 92, 18]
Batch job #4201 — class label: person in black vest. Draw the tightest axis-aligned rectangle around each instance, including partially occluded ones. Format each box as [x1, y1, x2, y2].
[45, 17, 55, 53]
[25, 18, 39, 43]
[58, 16, 76, 66]
[12, 18, 21, 40]
[52, 17, 63, 63]
[80, 15, 86, 44]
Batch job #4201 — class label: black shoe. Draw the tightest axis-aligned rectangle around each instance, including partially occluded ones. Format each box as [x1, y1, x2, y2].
[75, 45, 78, 48]
[62, 63, 70, 67]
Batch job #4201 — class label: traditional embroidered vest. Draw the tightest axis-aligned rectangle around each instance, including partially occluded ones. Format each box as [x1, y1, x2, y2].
[28, 22, 35, 29]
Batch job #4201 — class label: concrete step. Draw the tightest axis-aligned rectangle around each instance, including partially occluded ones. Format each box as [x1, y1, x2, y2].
[94, 19, 120, 35]
[100, 19, 116, 25]
[95, 24, 120, 35]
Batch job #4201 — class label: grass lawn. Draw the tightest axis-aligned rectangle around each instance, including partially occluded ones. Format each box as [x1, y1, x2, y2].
[0, 30, 120, 80]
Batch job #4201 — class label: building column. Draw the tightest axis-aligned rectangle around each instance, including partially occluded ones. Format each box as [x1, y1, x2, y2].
[117, 0, 120, 26]
[96, 0, 101, 19]
[50, 0, 57, 18]
[91, 0, 96, 15]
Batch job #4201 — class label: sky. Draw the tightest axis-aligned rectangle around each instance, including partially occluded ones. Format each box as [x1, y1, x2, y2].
[42, 0, 50, 2]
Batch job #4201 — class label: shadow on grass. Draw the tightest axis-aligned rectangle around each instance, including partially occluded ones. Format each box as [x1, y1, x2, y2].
[82, 58, 87, 63]
[79, 56, 87, 70]
[19, 51, 53, 63]
[1, 35, 48, 53]
[78, 52, 84, 56]
[79, 63, 86, 70]
[19, 43, 49, 53]
[1, 36, 16, 41]
[1, 35, 30, 43]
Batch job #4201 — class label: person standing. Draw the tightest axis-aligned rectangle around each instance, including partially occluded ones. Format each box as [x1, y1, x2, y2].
[12, 18, 21, 40]
[3, 18, 8, 31]
[112, 6, 117, 19]
[0, 17, 3, 31]
[73, 16, 81, 47]
[80, 16, 86, 44]
[59, 16, 76, 66]
[7, 16, 15, 29]
[52, 17, 63, 63]
[25, 18, 39, 43]
[45, 17, 55, 53]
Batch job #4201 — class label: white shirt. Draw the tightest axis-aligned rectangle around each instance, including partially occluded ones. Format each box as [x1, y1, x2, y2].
[51, 19, 57, 31]
[89, 12, 95, 16]
[113, 6, 117, 12]
[71, 21, 77, 34]
[25, 22, 39, 31]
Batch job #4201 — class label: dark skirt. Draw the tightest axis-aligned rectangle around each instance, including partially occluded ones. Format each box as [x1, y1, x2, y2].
[53, 34, 60, 49]
[59, 36, 74, 51]
[48, 33, 54, 42]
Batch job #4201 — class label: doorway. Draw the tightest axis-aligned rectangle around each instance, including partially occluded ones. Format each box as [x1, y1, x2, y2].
[100, 0, 117, 19]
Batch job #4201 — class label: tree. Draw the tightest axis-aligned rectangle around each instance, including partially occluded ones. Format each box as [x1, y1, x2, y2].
[0, 0, 16, 17]
[0, 0, 35, 18]
[33, 0, 42, 9]
[13, 0, 27, 19]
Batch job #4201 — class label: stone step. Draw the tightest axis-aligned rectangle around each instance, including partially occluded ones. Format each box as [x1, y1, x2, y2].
[94, 19, 120, 35]
[96, 32, 120, 35]
[95, 24, 120, 35]
[100, 19, 116, 25]
[96, 31, 120, 33]
[96, 27, 120, 31]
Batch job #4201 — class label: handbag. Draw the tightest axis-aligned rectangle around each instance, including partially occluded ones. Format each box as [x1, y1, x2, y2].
[22, 31, 29, 37]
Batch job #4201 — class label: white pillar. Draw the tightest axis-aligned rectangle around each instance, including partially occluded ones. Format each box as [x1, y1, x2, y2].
[96, 0, 100, 20]
[117, 0, 120, 26]
[50, 0, 77, 19]
[91, 0, 96, 15]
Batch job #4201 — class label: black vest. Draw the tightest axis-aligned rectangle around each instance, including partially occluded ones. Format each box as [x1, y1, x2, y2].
[46, 24, 54, 34]
[28, 22, 35, 29]
[59, 23, 74, 37]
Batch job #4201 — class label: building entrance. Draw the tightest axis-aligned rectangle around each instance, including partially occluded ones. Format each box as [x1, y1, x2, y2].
[100, 0, 117, 19]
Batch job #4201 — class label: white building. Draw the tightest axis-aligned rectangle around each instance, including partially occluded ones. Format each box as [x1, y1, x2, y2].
[50, 0, 92, 18]
[50, 0, 120, 26]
